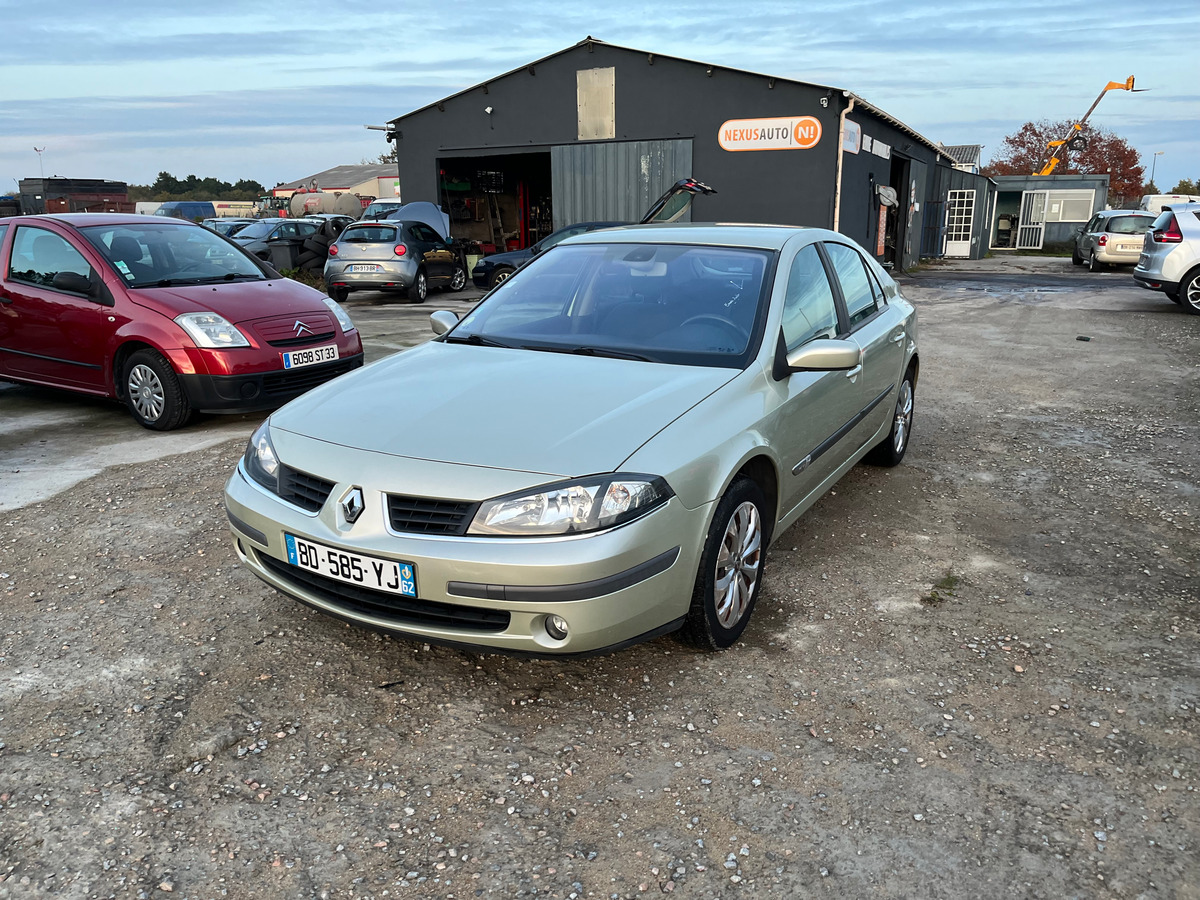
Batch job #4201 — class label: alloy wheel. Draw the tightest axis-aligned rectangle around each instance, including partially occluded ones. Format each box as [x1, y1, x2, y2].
[128, 364, 165, 422]
[893, 379, 914, 454]
[713, 501, 762, 629]
[1186, 274, 1200, 312]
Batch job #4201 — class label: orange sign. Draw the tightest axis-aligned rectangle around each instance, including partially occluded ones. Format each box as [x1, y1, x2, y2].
[719, 116, 823, 152]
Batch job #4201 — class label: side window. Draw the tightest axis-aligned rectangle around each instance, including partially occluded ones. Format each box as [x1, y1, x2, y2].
[1085, 216, 1099, 232]
[781, 244, 839, 351]
[8, 227, 93, 289]
[298, 222, 319, 237]
[277, 223, 297, 239]
[825, 242, 878, 328]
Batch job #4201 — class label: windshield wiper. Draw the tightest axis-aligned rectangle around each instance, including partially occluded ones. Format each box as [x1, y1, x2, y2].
[523, 344, 654, 362]
[444, 333, 514, 348]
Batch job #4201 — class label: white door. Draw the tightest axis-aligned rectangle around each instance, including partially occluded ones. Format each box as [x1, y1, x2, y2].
[943, 189, 975, 257]
[1016, 190, 1048, 249]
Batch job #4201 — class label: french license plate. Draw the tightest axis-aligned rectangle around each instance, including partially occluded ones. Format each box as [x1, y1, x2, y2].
[282, 344, 338, 369]
[285, 533, 417, 597]
[348, 264, 382, 273]
[1119, 244, 1139, 252]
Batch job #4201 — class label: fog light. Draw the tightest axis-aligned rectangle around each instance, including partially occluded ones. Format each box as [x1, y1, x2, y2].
[545, 615, 569, 641]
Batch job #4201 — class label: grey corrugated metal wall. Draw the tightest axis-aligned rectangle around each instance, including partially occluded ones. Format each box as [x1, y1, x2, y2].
[550, 139, 693, 227]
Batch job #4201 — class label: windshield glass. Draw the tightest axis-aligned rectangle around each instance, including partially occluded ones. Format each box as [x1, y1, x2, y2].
[80, 222, 266, 287]
[1106, 215, 1155, 235]
[450, 242, 773, 368]
[230, 220, 279, 240]
[363, 202, 402, 217]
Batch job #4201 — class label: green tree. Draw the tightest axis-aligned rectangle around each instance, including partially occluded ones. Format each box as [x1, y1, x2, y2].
[1167, 178, 1198, 194]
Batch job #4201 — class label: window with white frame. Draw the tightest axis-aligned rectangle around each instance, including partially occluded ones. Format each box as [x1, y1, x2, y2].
[1043, 190, 1095, 222]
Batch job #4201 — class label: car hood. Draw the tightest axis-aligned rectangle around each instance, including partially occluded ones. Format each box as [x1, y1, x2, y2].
[270, 341, 737, 477]
[127, 278, 330, 324]
[475, 247, 530, 268]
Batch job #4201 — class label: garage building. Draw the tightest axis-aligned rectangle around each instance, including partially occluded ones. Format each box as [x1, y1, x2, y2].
[387, 38, 995, 267]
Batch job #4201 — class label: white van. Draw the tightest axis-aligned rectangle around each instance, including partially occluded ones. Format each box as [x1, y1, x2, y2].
[1140, 194, 1200, 213]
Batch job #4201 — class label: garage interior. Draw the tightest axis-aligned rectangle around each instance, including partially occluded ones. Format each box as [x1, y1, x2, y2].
[437, 152, 551, 254]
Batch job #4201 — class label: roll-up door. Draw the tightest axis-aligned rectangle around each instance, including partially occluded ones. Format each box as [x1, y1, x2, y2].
[551, 139, 693, 228]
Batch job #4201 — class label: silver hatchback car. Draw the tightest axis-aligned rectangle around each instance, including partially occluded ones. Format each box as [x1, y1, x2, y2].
[324, 220, 466, 303]
[1072, 209, 1156, 271]
[1133, 204, 1200, 313]
[225, 224, 919, 656]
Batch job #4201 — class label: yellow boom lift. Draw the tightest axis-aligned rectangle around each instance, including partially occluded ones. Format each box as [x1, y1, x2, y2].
[1037, 76, 1142, 176]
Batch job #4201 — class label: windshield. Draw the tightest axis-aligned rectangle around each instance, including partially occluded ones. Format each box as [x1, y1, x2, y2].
[80, 222, 266, 287]
[449, 242, 773, 368]
[231, 220, 279, 240]
[364, 202, 402, 217]
[1106, 215, 1155, 235]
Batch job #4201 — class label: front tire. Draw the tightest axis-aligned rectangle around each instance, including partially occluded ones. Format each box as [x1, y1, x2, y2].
[681, 477, 769, 651]
[123, 349, 192, 431]
[865, 368, 915, 467]
[1071, 247, 1083, 266]
[488, 267, 513, 290]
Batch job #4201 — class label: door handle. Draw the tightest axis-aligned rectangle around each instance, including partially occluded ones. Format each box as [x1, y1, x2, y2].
[890, 331, 906, 343]
[845, 365, 862, 380]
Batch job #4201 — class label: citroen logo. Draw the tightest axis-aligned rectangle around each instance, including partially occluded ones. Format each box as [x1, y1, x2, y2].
[339, 487, 365, 524]
[294, 320, 314, 337]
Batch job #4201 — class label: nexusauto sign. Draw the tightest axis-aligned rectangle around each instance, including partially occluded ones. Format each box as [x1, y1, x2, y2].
[718, 116, 822, 151]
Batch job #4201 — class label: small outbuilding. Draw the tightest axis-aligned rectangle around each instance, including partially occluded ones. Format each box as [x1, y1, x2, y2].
[272, 164, 401, 203]
[386, 38, 995, 266]
[987, 173, 1109, 251]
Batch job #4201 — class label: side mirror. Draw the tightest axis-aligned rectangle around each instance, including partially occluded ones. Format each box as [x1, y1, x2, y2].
[52, 271, 92, 294]
[785, 339, 860, 372]
[430, 310, 459, 335]
[529, 241, 543, 256]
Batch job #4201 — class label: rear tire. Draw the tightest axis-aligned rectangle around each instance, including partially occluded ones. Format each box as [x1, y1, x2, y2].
[409, 269, 428, 303]
[865, 367, 915, 467]
[680, 476, 769, 651]
[330, 285, 350, 303]
[1088, 252, 1102, 273]
[122, 349, 192, 431]
[1182, 270, 1200, 316]
[446, 266, 466, 292]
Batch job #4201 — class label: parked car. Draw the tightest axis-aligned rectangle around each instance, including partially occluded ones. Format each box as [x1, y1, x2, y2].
[202, 217, 257, 237]
[471, 221, 623, 289]
[230, 218, 322, 259]
[471, 177, 717, 289]
[154, 201, 216, 221]
[324, 220, 466, 303]
[362, 199, 406, 220]
[1133, 203, 1200, 313]
[225, 223, 919, 655]
[1072, 210, 1157, 271]
[0, 213, 364, 429]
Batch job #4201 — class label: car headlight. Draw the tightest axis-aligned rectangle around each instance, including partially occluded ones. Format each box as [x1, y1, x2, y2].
[322, 296, 357, 334]
[175, 312, 250, 348]
[468, 474, 673, 536]
[244, 420, 281, 494]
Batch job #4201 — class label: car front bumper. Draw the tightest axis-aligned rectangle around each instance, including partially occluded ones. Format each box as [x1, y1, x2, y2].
[180, 355, 364, 413]
[223, 465, 709, 656]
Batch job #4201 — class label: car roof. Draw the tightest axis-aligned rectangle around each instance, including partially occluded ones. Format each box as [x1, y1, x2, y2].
[1096, 209, 1154, 217]
[0, 212, 202, 228]
[561, 222, 819, 251]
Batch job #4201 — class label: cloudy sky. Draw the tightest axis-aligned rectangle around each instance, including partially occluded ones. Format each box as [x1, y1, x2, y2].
[2, 0, 1198, 194]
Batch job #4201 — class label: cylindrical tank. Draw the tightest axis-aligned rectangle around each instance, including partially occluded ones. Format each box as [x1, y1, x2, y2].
[289, 191, 363, 218]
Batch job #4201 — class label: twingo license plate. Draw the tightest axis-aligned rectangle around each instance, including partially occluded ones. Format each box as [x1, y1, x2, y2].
[281, 344, 338, 369]
[284, 534, 417, 597]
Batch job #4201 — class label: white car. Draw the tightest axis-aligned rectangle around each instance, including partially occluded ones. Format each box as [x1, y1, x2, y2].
[1133, 203, 1200, 313]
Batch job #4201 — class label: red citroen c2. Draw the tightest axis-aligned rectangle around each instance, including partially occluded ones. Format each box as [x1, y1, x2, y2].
[0, 214, 363, 429]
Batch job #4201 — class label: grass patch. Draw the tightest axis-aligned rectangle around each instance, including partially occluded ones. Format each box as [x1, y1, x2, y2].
[921, 571, 961, 606]
[281, 268, 327, 291]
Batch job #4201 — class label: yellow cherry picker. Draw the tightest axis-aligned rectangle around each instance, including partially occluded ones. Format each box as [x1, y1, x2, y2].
[1036, 76, 1143, 175]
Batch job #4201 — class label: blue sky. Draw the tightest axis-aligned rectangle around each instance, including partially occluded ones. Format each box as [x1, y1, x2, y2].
[2, 1, 1198, 195]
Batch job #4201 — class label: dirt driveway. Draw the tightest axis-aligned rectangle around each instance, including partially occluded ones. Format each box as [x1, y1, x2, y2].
[1, 258, 1197, 899]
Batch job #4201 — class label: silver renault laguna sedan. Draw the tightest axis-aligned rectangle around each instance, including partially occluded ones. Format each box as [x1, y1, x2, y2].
[224, 223, 918, 655]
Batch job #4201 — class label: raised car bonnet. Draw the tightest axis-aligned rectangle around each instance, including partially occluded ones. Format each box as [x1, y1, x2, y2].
[270, 341, 736, 477]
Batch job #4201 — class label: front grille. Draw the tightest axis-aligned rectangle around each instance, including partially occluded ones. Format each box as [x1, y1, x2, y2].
[387, 494, 478, 535]
[252, 313, 336, 344]
[259, 553, 510, 632]
[279, 466, 335, 512]
[262, 358, 359, 395]
[267, 331, 336, 348]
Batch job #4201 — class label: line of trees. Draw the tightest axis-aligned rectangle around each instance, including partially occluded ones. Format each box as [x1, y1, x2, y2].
[128, 172, 266, 202]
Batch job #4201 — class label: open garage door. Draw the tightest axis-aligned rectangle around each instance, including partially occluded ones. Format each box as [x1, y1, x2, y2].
[551, 139, 693, 228]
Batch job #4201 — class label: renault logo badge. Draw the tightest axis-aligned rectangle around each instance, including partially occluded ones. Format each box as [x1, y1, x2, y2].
[339, 487, 365, 524]
[294, 320, 313, 337]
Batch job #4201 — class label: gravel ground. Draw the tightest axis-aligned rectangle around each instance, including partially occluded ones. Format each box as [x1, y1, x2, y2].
[1, 259, 1197, 899]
